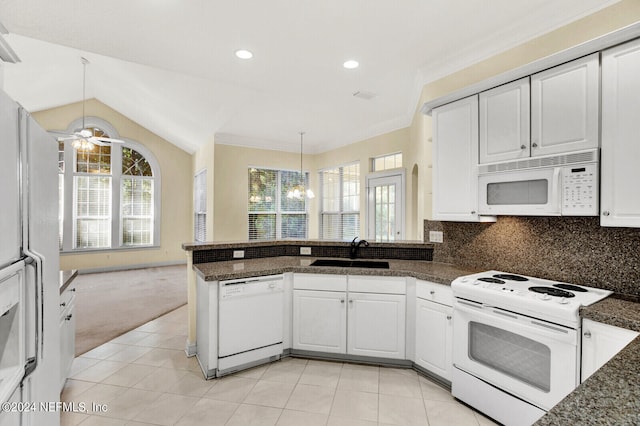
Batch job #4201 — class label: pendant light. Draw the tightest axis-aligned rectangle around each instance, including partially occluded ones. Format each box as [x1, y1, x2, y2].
[286, 132, 315, 200]
[72, 57, 94, 151]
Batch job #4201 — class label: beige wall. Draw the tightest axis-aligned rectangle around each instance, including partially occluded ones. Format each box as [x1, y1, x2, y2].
[411, 0, 640, 222]
[33, 99, 193, 271]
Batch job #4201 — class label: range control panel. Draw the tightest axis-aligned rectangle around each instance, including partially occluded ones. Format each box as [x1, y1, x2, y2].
[562, 163, 598, 216]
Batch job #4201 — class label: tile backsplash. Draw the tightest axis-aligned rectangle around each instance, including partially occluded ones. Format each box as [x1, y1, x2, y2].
[425, 217, 640, 297]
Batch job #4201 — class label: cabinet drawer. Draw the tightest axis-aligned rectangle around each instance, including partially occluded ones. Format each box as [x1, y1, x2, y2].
[60, 287, 77, 314]
[416, 280, 453, 306]
[293, 273, 347, 291]
[348, 276, 406, 294]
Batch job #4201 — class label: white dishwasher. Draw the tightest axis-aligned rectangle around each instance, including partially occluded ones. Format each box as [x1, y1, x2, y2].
[217, 275, 284, 376]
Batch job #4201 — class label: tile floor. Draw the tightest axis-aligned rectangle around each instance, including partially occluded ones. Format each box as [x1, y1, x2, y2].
[61, 305, 498, 426]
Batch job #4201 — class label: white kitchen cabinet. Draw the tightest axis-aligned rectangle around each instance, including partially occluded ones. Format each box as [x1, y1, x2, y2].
[433, 95, 492, 222]
[415, 280, 453, 381]
[59, 286, 76, 391]
[581, 319, 638, 383]
[347, 292, 406, 359]
[601, 38, 640, 227]
[292, 274, 406, 360]
[530, 53, 600, 157]
[479, 78, 530, 163]
[292, 289, 347, 354]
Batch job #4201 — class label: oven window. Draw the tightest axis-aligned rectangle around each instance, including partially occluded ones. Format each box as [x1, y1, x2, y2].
[469, 322, 551, 392]
[487, 179, 548, 205]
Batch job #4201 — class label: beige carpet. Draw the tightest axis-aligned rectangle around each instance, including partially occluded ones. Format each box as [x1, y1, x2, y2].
[73, 264, 188, 356]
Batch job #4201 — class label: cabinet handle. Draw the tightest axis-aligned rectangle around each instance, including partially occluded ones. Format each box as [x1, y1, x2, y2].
[446, 315, 452, 320]
[532, 142, 538, 148]
[65, 314, 73, 321]
[602, 211, 610, 217]
[349, 299, 353, 304]
[584, 331, 591, 338]
[470, 211, 476, 215]
[429, 290, 435, 295]
[70, 288, 76, 292]
[520, 145, 526, 150]
[60, 302, 66, 307]
[340, 299, 345, 304]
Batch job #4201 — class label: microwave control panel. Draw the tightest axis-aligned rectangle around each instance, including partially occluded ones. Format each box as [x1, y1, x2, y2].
[562, 163, 598, 216]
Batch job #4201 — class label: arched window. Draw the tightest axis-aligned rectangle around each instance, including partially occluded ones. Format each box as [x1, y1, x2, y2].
[56, 118, 161, 252]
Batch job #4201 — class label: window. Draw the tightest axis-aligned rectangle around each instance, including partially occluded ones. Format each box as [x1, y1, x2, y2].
[248, 168, 309, 240]
[372, 152, 402, 172]
[57, 118, 161, 252]
[194, 169, 207, 242]
[319, 163, 360, 240]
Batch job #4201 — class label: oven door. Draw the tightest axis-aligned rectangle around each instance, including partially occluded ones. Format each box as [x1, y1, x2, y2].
[453, 299, 578, 411]
[478, 167, 561, 216]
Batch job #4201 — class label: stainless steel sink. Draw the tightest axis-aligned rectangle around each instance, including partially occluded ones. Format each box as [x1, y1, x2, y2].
[310, 259, 390, 269]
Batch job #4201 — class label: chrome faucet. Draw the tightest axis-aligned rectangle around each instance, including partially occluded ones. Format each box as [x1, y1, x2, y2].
[350, 236, 369, 259]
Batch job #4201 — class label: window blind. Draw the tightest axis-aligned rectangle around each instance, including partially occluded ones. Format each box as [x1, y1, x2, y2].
[319, 163, 360, 240]
[194, 170, 207, 242]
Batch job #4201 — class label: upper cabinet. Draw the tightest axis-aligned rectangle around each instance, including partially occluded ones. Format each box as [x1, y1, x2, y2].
[600, 38, 640, 227]
[432, 95, 487, 222]
[530, 53, 600, 157]
[479, 78, 530, 163]
[479, 54, 599, 164]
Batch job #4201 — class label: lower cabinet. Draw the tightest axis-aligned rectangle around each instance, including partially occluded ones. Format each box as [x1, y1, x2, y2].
[581, 319, 639, 383]
[415, 280, 453, 381]
[59, 286, 76, 391]
[292, 274, 406, 360]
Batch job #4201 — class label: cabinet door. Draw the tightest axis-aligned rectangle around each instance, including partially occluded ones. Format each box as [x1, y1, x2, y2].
[292, 290, 346, 354]
[479, 78, 530, 163]
[581, 319, 638, 383]
[531, 53, 599, 157]
[347, 293, 405, 359]
[59, 292, 76, 390]
[432, 95, 485, 222]
[601, 39, 640, 227]
[415, 299, 452, 380]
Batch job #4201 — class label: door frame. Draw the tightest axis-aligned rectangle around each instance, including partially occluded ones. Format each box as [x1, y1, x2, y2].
[365, 169, 405, 241]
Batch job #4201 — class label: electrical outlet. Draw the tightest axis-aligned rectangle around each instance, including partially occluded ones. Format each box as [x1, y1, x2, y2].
[429, 231, 444, 243]
[233, 250, 245, 259]
[300, 247, 312, 255]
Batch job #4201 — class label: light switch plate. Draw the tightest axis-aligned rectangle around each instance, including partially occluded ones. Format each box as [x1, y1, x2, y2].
[429, 231, 443, 243]
[233, 250, 245, 259]
[300, 247, 312, 255]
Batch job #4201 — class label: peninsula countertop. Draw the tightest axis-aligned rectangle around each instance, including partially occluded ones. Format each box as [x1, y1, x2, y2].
[192, 256, 475, 285]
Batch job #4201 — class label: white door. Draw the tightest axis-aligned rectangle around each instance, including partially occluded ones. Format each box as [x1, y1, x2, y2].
[367, 171, 404, 241]
[292, 290, 347, 354]
[415, 298, 453, 380]
[0, 89, 21, 267]
[347, 292, 405, 359]
[601, 38, 640, 227]
[479, 77, 530, 163]
[432, 95, 488, 222]
[531, 53, 599, 157]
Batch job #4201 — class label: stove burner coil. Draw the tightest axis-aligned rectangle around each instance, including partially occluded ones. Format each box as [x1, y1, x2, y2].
[553, 283, 588, 292]
[493, 274, 529, 282]
[477, 277, 505, 284]
[529, 286, 575, 298]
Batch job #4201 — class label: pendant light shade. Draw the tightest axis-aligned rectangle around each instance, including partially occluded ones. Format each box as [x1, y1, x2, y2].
[287, 132, 315, 200]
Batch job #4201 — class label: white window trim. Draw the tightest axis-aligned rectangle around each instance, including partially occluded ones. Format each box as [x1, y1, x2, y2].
[247, 167, 310, 240]
[56, 117, 162, 253]
[319, 161, 360, 241]
[366, 168, 405, 241]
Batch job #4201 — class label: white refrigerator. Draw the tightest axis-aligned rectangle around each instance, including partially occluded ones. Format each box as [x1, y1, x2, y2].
[0, 87, 60, 425]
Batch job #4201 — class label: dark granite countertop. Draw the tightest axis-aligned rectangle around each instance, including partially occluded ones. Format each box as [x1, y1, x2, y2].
[183, 239, 431, 251]
[192, 256, 474, 285]
[59, 269, 78, 294]
[536, 296, 640, 425]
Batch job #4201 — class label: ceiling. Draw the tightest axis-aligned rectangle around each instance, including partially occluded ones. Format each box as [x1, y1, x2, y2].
[0, 0, 619, 154]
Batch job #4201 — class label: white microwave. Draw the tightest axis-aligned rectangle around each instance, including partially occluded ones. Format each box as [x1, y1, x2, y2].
[478, 149, 599, 216]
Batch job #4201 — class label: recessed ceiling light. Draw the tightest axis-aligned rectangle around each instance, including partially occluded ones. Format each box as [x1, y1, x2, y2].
[343, 60, 359, 69]
[235, 49, 253, 59]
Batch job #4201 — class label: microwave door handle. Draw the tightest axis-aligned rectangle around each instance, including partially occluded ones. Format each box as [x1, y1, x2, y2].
[551, 167, 562, 213]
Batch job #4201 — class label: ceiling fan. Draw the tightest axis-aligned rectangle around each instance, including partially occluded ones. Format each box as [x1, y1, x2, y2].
[52, 57, 124, 149]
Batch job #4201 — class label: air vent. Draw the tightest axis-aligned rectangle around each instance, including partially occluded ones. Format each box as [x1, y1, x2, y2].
[478, 149, 598, 174]
[353, 91, 377, 100]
